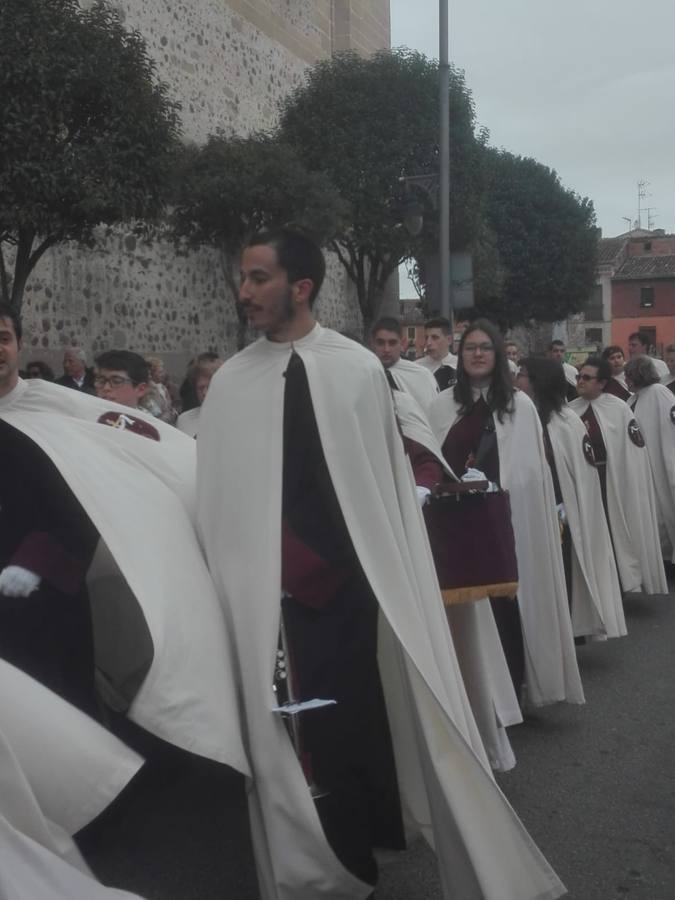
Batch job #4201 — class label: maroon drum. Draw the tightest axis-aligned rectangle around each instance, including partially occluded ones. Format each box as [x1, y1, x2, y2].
[423, 483, 519, 605]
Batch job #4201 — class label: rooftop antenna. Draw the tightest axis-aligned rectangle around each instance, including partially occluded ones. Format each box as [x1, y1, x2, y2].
[622, 216, 632, 234]
[646, 207, 658, 231]
[637, 179, 650, 230]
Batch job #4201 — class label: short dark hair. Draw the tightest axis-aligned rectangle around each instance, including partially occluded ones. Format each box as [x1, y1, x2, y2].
[26, 360, 55, 381]
[518, 357, 566, 426]
[0, 303, 22, 341]
[424, 317, 451, 334]
[629, 331, 650, 349]
[95, 350, 149, 385]
[582, 355, 611, 382]
[601, 345, 624, 360]
[624, 356, 661, 388]
[454, 318, 514, 422]
[371, 316, 402, 337]
[246, 228, 326, 306]
[549, 339, 565, 351]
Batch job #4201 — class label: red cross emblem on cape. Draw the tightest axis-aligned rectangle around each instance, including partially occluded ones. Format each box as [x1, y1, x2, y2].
[582, 434, 595, 465]
[627, 418, 645, 448]
[97, 411, 160, 441]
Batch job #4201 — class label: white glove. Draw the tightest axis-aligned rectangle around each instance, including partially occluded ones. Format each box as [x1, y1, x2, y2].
[0, 566, 41, 598]
[461, 467, 488, 482]
[556, 503, 567, 527]
[416, 486, 431, 507]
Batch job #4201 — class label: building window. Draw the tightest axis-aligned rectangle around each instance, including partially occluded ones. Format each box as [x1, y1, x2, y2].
[585, 328, 602, 344]
[640, 286, 654, 308]
[407, 327, 416, 342]
[643, 241, 652, 251]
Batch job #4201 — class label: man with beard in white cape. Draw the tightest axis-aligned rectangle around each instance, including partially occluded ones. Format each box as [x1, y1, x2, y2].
[0, 305, 248, 774]
[569, 356, 667, 595]
[0, 659, 148, 899]
[196, 230, 565, 900]
[625, 355, 675, 564]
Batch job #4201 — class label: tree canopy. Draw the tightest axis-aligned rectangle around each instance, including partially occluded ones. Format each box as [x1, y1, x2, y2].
[278, 48, 488, 334]
[0, 0, 180, 312]
[471, 149, 598, 329]
[170, 132, 347, 347]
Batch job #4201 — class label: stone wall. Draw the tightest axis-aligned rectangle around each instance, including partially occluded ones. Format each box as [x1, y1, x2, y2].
[17, 1, 390, 372]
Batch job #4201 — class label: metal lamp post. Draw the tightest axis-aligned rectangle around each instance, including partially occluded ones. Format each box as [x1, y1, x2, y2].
[439, 0, 451, 324]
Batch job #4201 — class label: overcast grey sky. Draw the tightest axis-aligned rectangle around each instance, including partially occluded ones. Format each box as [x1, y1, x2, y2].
[390, 0, 675, 238]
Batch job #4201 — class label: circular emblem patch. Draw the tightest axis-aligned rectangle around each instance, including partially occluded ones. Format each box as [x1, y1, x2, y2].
[627, 418, 645, 448]
[670, 406, 675, 425]
[582, 434, 595, 465]
[97, 411, 160, 442]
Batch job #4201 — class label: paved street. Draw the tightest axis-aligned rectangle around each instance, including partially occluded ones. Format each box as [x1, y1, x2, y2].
[86, 585, 675, 900]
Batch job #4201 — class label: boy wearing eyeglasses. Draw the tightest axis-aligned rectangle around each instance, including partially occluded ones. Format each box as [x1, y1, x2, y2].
[94, 350, 150, 408]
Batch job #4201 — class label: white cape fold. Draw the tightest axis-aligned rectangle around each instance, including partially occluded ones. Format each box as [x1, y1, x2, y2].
[547, 409, 626, 639]
[629, 383, 675, 563]
[197, 324, 565, 900]
[0, 379, 248, 773]
[569, 394, 667, 594]
[0, 659, 146, 898]
[430, 389, 584, 708]
[389, 357, 439, 414]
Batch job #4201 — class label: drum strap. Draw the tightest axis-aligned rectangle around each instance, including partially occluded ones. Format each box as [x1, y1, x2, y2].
[474, 414, 499, 485]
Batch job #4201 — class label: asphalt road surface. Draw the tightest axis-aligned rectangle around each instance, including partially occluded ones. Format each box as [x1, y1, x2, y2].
[85, 585, 675, 900]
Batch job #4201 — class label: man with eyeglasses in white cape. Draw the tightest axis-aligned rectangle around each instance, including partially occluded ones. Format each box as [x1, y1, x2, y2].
[197, 228, 566, 900]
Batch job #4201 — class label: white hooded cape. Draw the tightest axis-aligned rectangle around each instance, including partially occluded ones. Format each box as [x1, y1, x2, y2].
[0, 660, 146, 899]
[546, 410, 626, 639]
[0, 379, 248, 772]
[197, 324, 565, 900]
[629, 383, 675, 563]
[430, 389, 584, 708]
[388, 357, 439, 414]
[393, 389, 522, 772]
[569, 394, 667, 594]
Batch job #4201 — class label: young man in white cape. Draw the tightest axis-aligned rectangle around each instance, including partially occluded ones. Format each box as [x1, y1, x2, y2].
[392, 387, 523, 773]
[0, 305, 248, 774]
[516, 358, 626, 641]
[569, 357, 667, 595]
[370, 316, 439, 414]
[625, 355, 675, 564]
[417, 316, 458, 390]
[196, 229, 566, 900]
[0, 659, 148, 899]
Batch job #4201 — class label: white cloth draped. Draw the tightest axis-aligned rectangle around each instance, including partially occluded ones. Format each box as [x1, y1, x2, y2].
[388, 358, 439, 414]
[0, 660, 146, 899]
[0, 380, 248, 772]
[547, 409, 626, 639]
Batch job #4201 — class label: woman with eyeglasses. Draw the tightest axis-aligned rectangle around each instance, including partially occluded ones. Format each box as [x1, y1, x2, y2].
[516, 357, 625, 641]
[569, 357, 667, 595]
[429, 319, 584, 709]
[624, 356, 675, 566]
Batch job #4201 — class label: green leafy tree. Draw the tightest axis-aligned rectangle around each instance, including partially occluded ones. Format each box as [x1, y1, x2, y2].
[0, 0, 180, 314]
[278, 49, 488, 336]
[170, 132, 347, 348]
[472, 149, 598, 329]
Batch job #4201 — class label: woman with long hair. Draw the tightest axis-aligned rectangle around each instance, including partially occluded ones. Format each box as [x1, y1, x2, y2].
[429, 319, 583, 708]
[517, 357, 625, 640]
